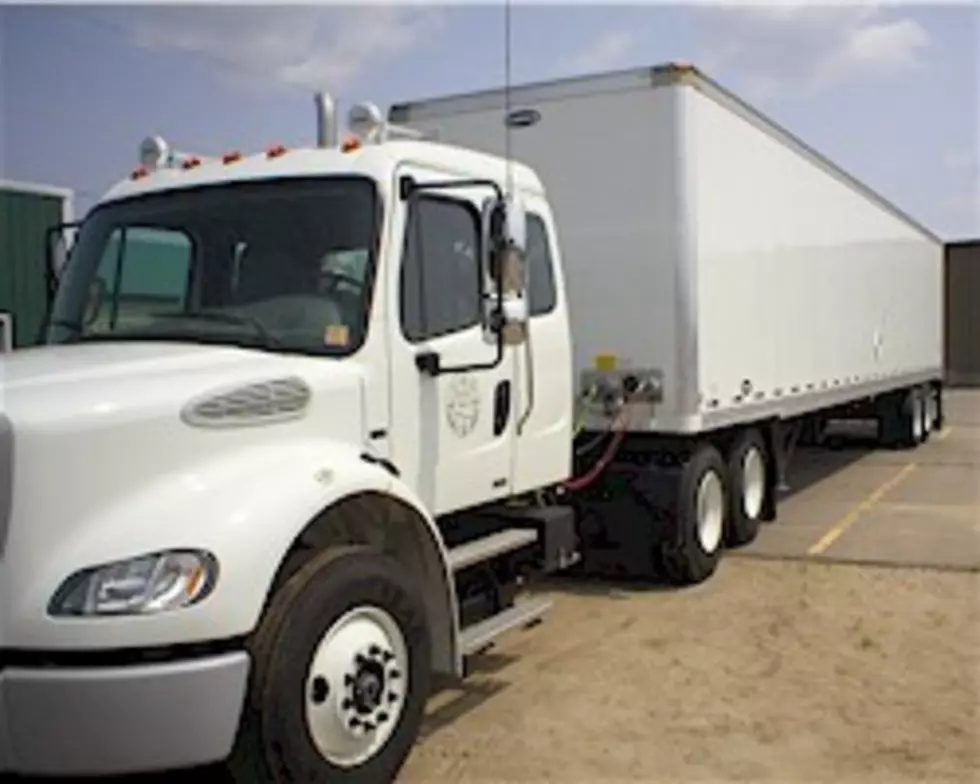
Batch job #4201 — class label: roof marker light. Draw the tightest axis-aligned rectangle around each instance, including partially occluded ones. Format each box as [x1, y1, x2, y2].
[341, 137, 361, 153]
[266, 144, 287, 159]
[181, 157, 202, 170]
[222, 151, 243, 164]
[131, 166, 150, 180]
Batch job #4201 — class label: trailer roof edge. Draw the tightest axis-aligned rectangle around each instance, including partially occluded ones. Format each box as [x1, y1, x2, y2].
[389, 62, 943, 247]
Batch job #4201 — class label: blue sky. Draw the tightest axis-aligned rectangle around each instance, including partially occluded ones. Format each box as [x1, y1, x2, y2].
[2, 2, 977, 239]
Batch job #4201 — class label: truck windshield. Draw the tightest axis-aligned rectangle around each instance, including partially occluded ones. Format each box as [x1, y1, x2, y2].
[46, 175, 379, 356]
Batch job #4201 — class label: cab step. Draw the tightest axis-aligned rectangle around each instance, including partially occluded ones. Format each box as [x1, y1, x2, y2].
[459, 595, 553, 657]
[447, 527, 538, 573]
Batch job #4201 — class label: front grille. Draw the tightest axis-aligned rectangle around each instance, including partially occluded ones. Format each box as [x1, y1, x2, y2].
[0, 414, 11, 557]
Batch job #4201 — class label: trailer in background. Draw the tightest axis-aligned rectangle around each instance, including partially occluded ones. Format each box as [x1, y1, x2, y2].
[0, 179, 75, 349]
[944, 239, 980, 387]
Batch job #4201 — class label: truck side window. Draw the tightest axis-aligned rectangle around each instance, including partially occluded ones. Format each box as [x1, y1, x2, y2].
[526, 214, 557, 317]
[400, 195, 481, 342]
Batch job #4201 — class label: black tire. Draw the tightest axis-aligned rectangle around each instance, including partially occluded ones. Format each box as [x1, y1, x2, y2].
[879, 389, 919, 450]
[659, 444, 727, 585]
[919, 387, 933, 443]
[724, 429, 767, 547]
[226, 545, 432, 784]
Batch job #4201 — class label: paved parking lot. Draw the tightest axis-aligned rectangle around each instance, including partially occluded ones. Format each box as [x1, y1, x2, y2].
[737, 388, 979, 572]
[402, 389, 979, 783]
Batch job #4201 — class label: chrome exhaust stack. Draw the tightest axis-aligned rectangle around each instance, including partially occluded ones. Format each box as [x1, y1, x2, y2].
[315, 92, 337, 148]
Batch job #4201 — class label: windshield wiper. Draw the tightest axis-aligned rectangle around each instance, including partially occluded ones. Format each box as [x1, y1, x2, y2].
[154, 309, 280, 346]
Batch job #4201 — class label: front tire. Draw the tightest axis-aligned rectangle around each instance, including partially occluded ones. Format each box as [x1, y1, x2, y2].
[227, 545, 432, 783]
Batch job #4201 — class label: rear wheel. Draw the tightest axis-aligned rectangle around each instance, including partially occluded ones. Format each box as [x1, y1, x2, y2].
[724, 429, 768, 547]
[227, 545, 431, 783]
[660, 444, 728, 585]
[911, 391, 925, 444]
[879, 388, 921, 450]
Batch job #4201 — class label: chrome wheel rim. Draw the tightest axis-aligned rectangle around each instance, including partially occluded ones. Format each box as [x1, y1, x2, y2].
[696, 469, 725, 554]
[741, 446, 766, 520]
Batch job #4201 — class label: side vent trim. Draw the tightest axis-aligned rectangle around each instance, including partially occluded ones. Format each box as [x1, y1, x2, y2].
[181, 376, 311, 429]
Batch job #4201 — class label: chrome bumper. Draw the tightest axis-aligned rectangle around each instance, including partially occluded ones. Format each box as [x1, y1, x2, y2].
[0, 650, 249, 775]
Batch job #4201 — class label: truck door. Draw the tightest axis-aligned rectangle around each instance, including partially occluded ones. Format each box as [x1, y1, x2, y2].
[387, 166, 517, 515]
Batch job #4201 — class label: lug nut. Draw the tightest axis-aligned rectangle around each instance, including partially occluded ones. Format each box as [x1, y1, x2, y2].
[355, 654, 366, 667]
[368, 644, 381, 657]
[344, 674, 354, 687]
[341, 698, 353, 710]
[388, 669, 401, 679]
[381, 650, 394, 662]
[349, 717, 361, 729]
[363, 721, 375, 732]
[387, 692, 398, 702]
[377, 711, 389, 723]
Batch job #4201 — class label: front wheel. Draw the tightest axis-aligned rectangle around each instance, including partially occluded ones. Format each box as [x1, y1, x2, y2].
[227, 545, 432, 783]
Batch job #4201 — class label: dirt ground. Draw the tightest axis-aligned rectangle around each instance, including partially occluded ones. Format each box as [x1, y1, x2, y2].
[401, 559, 979, 783]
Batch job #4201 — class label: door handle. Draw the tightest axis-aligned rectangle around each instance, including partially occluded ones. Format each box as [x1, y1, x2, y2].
[493, 380, 511, 436]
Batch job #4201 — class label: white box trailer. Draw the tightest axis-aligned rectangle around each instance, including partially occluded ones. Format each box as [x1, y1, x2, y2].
[389, 63, 944, 435]
[390, 62, 945, 579]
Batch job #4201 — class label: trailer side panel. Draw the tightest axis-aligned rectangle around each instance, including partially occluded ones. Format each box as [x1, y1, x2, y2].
[681, 84, 943, 428]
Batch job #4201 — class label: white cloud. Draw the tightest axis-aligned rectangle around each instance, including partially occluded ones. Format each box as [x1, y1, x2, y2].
[694, 3, 931, 100]
[558, 31, 636, 76]
[108, 6, 444, 93]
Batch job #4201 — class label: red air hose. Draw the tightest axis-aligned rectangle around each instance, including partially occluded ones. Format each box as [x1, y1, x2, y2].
[561, 411, 629, 493]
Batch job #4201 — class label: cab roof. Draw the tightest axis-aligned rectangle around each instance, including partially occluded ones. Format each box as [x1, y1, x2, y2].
[99, 139, 545, 207]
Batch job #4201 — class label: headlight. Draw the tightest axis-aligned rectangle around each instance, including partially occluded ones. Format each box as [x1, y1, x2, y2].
[48, 550, 218, 617]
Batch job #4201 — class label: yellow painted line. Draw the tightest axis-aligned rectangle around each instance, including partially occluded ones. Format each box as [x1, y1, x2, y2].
[936, 427, 954, 442]
[807, 462, 919, 555]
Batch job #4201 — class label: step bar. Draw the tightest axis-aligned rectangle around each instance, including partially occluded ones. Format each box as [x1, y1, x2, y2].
[459, 595, 553, 657]
[447, 527, 538, 573]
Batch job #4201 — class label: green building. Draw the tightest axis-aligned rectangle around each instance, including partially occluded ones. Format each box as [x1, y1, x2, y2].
[0, 179, 75, 349]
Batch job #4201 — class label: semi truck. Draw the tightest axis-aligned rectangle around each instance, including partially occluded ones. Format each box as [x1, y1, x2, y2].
[0, 63, 943, 780]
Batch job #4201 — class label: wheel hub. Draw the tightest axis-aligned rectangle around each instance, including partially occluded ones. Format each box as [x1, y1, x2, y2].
[695, 470, 724, 554]
[741, 446, 765, 520]
[304, 606, 408, 768]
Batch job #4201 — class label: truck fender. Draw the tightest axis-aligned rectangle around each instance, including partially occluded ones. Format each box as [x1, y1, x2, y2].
[31, 439, 458, 674]
[269, 459, 461, 679]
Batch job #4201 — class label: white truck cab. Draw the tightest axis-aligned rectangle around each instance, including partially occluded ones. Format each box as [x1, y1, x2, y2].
[0, 96, 576, 780]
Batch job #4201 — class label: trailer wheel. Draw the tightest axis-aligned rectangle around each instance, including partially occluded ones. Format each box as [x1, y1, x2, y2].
[918, 387, 933, 442]
[227, 545, 431, 784]
[724, 429, 767, 547]
[879, 389, 920, 450]
[660, 444, 727, 585]
[911, 390, 925, 445]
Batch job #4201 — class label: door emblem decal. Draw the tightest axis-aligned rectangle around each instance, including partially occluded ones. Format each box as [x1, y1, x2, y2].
[445, 375, 481, 438]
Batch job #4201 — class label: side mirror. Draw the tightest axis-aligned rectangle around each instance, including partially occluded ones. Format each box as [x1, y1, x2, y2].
[482, 194, 531, 345]
[501, 195, 526, 253]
